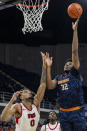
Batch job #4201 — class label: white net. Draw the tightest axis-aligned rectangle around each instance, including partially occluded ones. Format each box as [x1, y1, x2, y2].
[16, 0, 49, 34]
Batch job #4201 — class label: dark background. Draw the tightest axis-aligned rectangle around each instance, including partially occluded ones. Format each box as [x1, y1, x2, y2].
[0, 44, 87, 103]
[0, 0, 87, 45]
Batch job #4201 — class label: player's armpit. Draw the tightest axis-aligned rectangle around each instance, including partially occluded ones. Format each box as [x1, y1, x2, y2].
[47, 79, 57, 89]
[1, 103, 20, 121]
[33, 100, 40, 114]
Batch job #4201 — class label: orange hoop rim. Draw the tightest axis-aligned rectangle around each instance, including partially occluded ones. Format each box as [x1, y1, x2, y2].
[16, 0, 49, 8]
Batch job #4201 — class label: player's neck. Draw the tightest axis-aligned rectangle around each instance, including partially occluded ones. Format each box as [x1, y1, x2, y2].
[61, 72, 67, 78]
[61, 70, 69, 77]
[49, 120, 56, 125]
[64, 70, 70, 74]
[22, 101, 32, 109]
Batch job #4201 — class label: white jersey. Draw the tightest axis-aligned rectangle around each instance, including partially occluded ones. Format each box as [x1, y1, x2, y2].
[15, 103, 40, 131]
[41, 122, 61, 131]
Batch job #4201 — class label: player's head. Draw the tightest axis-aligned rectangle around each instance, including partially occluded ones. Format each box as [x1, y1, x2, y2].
[64, 59, 73, 72]
[48, 111, 57, 122]
[20, 88, 35, 103]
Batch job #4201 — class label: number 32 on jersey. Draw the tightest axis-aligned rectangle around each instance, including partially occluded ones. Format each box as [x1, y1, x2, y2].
[61, 83, 68, 91]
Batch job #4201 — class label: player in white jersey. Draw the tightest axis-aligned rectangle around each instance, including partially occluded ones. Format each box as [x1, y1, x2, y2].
[41, 111, 61, 131]
[1, 52, 47, 131]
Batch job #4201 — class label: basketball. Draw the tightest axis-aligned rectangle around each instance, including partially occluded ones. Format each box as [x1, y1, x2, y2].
[67, 3, 83, 19]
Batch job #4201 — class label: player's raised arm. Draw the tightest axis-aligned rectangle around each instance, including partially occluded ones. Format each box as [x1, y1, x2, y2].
[1, 91, 21, 121]
[34, 52, 46, 108]
[46, 52, 57, 89]
[72, 18, 80, 70]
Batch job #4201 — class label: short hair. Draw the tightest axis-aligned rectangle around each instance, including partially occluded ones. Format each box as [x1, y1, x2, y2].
[65, 58, 72, 64]
[43, 111, 58, 125]
[49, 111, 57, 117]
[22, 88, 35, 95]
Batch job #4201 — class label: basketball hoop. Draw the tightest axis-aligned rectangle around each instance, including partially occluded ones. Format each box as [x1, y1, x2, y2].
[16, 0, 50, 34]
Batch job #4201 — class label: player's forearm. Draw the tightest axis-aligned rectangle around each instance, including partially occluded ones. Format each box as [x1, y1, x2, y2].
[40, 66, 46, 84]
[37, 66, 46, 102]
[72, 29, 80, 69]
[1, 98, 14, 121]
[36, 83, 46, 103]
[72, 29, 78, 51]
[47, 67, 53, 89]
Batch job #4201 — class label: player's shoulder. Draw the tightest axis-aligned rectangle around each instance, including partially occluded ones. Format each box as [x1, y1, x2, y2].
[15, 103, 22, 107]
[70, 66, 80, 77]
[12, 103, 20, 108]
[56, 122, 61, 130]
[32, 103, 37, 108]
[13, 103, 22, 112]
[71, 66, 80, 72]
[54, 75, 60, 81]
[41, 125, 45, 130]
[58, 121, 60, 124]
[42, 125, 45, 127]
[58, 122, 60, 126]
[32, 103, 40, 113]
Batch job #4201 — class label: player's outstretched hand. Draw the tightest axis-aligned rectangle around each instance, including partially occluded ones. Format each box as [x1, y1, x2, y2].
[72, 18, 79, 31]
[41, 52, 47, 69]
[45, 52, 53, 67]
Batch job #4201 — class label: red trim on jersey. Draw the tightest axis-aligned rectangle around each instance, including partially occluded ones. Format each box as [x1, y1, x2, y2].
[48, 122, 58, 130]
[59, 126, 61, 131]
[22, 103, 32, 111]
[45, 124, 46, 131]
[15, 104, 22, 124]
[33, 103, 38, 109]
[33, 103, 40, 114]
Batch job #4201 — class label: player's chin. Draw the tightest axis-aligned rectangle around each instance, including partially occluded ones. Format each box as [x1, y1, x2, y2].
[51, 119, 56, 122]
[26, 97, 34, 101]
[64, 69, 70, 73]
[64, 68, 69, 71]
